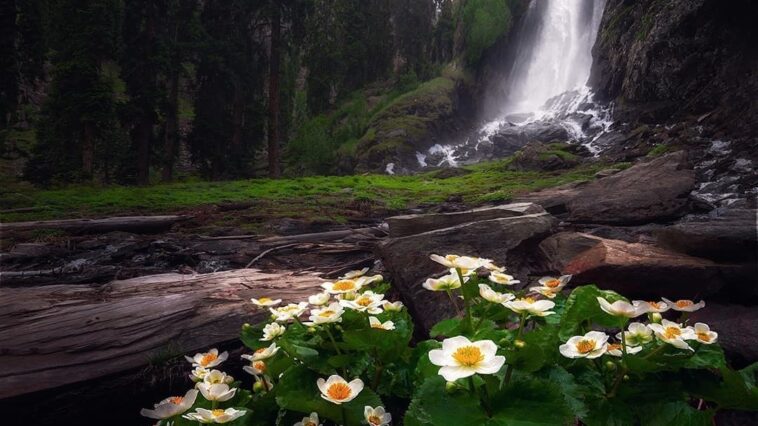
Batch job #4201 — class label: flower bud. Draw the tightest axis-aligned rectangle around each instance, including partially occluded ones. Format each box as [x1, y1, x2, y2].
[498, 338, 510, 346]
[604, 361, 617, 371]
[623, 374, 630, 381]
[335, 325, 344, 332]
[514, 339, 526, 349]
[307, 327, 317, 334]
[242, 323, 252, 331]
[253, 381, 265, 393]
[445, 381, 458, 394]
[649, 312, 662, 323]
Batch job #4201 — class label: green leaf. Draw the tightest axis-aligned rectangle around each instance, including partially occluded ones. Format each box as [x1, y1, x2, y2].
[559, 285, 628, 341]
[683, 344, 727, 369]
[583, 397, 637, 426]
[684, 367, 758, 410]
[488, 376, 575, 425]
[413, 340, 443, 385]
[535, 366, 589, 419]
[404, 376, 490, 426]
[638, 401, 712, 426]
[275, 365, 383, 425]
[430, 318, 463, 338]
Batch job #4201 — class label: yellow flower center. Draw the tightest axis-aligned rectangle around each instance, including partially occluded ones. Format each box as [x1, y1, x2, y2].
[697, 332, 711, 342]
[664, 326, 682, 339]
[212, 409, 226, 417]
[675, 300, 693, 308]
[523, 297, 536, 304]
[169, 396, 183, 404]
[258, 297, 272, 303]
[452, 345, 484, 367]
[326, 383, 352, 400]
[356, 297, 372, 306]
[368, 415, 382, 425]
[576, 339, 596, 354]
[607, 343, 621, 352]
[318, 310, 336, 317]
[371, 322, 384, 329]
[333, 280, 356, 291]
[545, 279, 561, 288]
[648, 301, 663, 309]
[255, 348, 266, 354]
[254, 361, 266, 372]
[305, 422, 317, 426]
[200, 353, 217, 366]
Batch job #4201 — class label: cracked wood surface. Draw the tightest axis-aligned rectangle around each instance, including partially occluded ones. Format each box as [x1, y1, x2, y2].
[0, 268, 323, 398]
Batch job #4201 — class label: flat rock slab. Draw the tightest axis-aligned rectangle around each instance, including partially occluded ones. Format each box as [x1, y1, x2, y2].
[0, 269, 323, 399]
[655, 208, 758, 261]
[1, 215, 188, 235]
[385, 202, 545, 237]
[379, 212, 556, 335]
[539, 232, 728, 299]
[691, 303, 758, 367]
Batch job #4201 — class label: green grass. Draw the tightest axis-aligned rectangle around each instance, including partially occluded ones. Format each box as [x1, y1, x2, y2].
[0, 159, 616, 223]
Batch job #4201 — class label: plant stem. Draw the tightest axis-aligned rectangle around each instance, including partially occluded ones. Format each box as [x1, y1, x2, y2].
[502, 313, 528, 388]
[211, 400, 218, 410]
[341, 404, 348, 426]
[325, 325, 342, 355]
[445, 289, 462, 316]
[456, 268, 473, 332]
[643, 343, 667, 360]
[620, 329, 628, 360]
[607, 365, 628, 398]
[372, 348, 383, 389]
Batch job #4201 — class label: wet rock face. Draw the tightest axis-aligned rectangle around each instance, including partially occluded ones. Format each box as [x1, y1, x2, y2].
[591, 0, 758, 135]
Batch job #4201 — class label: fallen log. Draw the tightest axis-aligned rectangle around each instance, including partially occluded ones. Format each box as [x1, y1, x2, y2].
[0, 268, 324, 399]
[0, 215, 189, 235]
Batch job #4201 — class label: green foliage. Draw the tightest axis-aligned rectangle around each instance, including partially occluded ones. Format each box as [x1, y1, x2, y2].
[462, 0, 512, 65]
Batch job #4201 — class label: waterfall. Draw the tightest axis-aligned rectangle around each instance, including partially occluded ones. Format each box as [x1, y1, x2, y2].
[418, 0, 612, 169]
[502, 0, 606, 116]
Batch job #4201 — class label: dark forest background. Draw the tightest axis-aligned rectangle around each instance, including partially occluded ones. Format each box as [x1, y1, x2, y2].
[1, 0, 521, 185]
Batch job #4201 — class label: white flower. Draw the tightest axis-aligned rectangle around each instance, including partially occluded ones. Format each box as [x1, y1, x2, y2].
[356, 274, 384, 287]
[662, 298, 706, 312]
[341, 267, 369, 279]
[340, 291, 384, 314]
[196, 382, 236, 402]
[364, 405, 392, 426]
[488, 271, 520, 285]
[382, 300, 404, 312]
[476, 257, 505, 272]
[504, 297, 555, 317]
[270, 302, 309, 322]
[559, 331, 609, 359]
[529, 275, 571, 298]
[294, 412, 322, 426]
[648, 319, 696, 351]
[242, 358, 267, 376]
[308, 292, 331, 306]
[189, 366, 209, 382]
[317, 375, 364, 404]
[242, 342, 280, 362]
[250, 296, 282, 307]
[202, 369, 234, 386]
[183, 408, 246, 424]
[140, 389, 198, 420]
[597, 297, 645, 318]
[261, 322, 286, 341]
[369, 316, 395, 330]
[428, 336, 506, 381]
[429, 254, 482, 272]
[606, 343, 643, 357]
[308, 302, 345, 325]
[691, 322, 718, 344]
[616, 322, 654, 346]
[423, 271, 466, 291]
[322, 279, 364, 294]
[632, 300, 670, 313]
[185, 348, 228, 368]
[478, 284, 514, 304]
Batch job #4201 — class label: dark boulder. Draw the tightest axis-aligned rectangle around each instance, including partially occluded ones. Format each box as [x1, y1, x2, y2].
[379, 212, 557, 335]
[539, 232, 727, 299]
[507, 142, 581, 171]
[690, 303, 758, 368]
[565, 151, 695, 224]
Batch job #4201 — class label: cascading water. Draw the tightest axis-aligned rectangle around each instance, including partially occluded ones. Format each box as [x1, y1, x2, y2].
[420, 0, 612, 168]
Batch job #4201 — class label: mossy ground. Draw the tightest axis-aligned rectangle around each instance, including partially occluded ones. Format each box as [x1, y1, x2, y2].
[0, 159, 617, 225]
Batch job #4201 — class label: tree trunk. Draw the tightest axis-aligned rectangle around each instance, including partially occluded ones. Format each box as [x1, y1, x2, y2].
[81, 121, 95, 178]
[162, 70, 179, 182]
[267, 2, 281, 178]
[135, 116, 152, 185]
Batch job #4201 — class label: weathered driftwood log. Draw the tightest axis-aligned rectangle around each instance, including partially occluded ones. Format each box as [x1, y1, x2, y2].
[0, 268, 323, 399]
[385, 202, 545, 238]
[0, 215, 188, 235]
